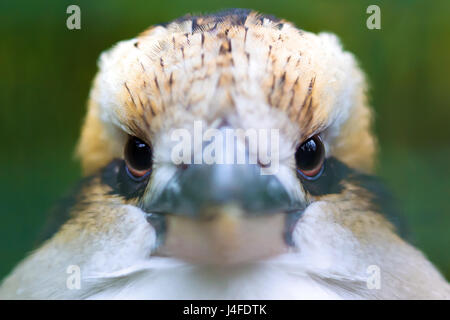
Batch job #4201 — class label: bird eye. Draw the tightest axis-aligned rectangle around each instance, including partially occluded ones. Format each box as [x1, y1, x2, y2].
[295, 135, 325, 179]
[124, 136, 153, 180]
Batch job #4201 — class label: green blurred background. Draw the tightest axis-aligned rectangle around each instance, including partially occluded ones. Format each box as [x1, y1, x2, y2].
[0, 0, 449, 281]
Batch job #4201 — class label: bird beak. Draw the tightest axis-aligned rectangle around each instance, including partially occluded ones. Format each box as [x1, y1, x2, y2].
[143, 164, 304, 264]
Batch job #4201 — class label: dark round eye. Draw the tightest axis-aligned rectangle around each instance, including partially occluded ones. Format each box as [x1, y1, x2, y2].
[295, 135, 325, 179]
[124, 136, 153, 179]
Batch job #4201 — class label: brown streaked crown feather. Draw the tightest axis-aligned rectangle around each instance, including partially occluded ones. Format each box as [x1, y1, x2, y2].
[77, 9, 376, 175]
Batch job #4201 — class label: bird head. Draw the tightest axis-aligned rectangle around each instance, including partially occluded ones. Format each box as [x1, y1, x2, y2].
[74, 10, 380, 266]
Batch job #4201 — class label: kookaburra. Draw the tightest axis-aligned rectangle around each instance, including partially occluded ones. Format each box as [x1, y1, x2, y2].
[1, 9, 449, 299]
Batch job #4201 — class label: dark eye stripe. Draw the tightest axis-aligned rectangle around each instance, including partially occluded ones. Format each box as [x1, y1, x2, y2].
[102, 159, 150, 200]
[34, 175, 95, 247]
[300, 156, 409, 239]
[299, 157, 346, 196]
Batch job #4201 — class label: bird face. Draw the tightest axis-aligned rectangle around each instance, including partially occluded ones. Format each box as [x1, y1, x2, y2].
[3, 10, 449, 300]
[75, 10, 380, 266]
